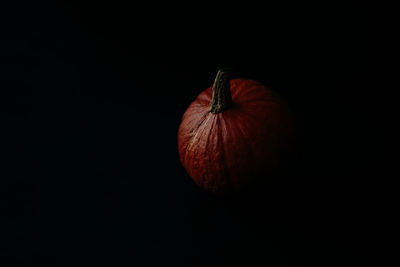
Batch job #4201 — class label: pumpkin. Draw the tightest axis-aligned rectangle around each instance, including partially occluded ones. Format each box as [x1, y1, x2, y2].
[178, 69, 297, 195]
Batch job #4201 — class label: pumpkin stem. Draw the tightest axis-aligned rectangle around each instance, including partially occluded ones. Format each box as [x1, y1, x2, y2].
[210, 68, 233, 114]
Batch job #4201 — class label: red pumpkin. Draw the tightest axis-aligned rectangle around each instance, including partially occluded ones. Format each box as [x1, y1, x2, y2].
[178, 69, 296, 195]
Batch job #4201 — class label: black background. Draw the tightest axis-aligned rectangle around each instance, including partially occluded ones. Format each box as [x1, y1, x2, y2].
[1, 1, 397, 266]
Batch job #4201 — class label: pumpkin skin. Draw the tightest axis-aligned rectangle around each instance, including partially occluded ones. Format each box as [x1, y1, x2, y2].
[178, 76, 296, 195]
